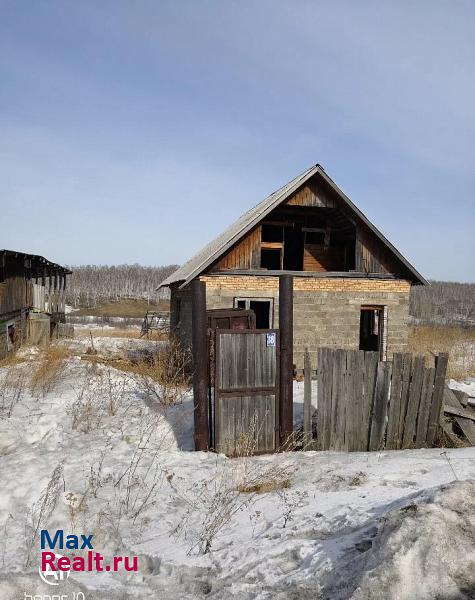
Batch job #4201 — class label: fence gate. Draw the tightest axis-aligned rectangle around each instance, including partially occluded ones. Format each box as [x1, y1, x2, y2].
[214, 329, 279, 456]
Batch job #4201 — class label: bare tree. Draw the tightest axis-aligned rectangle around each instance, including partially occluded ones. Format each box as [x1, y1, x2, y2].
[66, 263, 178, 308]
[410, 281, 475, 326]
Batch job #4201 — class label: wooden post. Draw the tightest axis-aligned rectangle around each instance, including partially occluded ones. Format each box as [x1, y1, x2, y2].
[192, 279, 210, 451]
[279, 275, 293, 447]
[303, 348, 312, 447]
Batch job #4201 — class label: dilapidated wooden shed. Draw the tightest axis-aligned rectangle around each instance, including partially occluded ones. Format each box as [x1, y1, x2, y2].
[0, 249, 71, 359]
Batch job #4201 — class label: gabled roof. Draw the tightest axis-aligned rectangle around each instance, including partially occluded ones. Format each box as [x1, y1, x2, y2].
[0, 249, 72, 276]
[160, 164, 427, 288]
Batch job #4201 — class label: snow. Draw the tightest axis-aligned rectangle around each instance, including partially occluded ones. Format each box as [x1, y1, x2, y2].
[1, 340, 475, 599]
[449, 377, 475, 402]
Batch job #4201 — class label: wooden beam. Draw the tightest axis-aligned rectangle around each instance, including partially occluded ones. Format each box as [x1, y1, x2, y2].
[443, 405, 475, 422]
[192, 279, 209, 451]
[279, 275, 293, 447]
[207, 269, 397, 279]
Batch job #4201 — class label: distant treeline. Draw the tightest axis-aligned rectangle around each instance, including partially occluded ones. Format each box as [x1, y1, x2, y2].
[66, 264, 178, 307]
[410, 281, 475, 325]
[66, 266, 474, 324]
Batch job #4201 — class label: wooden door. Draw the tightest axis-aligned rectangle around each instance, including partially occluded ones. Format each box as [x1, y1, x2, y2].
[214, 330, 279, 456]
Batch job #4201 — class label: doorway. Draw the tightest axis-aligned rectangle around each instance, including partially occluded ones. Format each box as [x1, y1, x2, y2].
[234, 298, 273, 329]
[359, 306, 386, 358]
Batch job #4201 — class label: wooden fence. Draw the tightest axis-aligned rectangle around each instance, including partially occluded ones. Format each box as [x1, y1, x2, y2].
[316, 348, 448, 452]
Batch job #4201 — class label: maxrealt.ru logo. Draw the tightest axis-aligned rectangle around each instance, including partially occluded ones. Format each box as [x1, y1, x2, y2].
[38, 529, 138, 585]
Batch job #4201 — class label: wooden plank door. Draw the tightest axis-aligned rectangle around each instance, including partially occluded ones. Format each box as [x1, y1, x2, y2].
[214, 329, 279, 456]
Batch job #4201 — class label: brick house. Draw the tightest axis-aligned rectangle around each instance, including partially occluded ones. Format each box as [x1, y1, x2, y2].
[160, 164, 426, 369]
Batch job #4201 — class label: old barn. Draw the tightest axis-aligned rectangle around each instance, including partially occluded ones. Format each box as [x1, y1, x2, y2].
[160, 164, 427, 370]
[0, 250, 71, 359]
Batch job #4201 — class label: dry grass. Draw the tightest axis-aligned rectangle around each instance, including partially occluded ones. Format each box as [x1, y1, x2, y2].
[408, 325, 475, 379]
[30, 344, 71, 396]
[124, 341, 191, 406]
[237, 475, 292, 494]
[81, 339, 191, 406]
[75, 327, 166, 340]
[0, 354, 27, 368]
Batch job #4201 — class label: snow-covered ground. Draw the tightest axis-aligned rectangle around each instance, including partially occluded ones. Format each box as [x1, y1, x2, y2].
[1, 341, 475, 600]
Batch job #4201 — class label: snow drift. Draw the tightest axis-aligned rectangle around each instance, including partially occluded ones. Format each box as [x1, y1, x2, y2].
[323, 481, 475, 600]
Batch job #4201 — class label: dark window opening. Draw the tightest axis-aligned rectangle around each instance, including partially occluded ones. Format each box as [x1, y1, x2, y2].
[359, 306, 385, 356]
[283, 226, 303, 270]
[250, 301, 270, 328]
[262, 224, 283, 243]
[234, 298, 273, 329]
[305, 231, 326, 245]
[261, 248, 282, 270]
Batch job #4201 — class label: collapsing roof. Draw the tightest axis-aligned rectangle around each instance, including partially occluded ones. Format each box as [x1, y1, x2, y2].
[0, 249, 72, 277]
[160, 164, 427, 289]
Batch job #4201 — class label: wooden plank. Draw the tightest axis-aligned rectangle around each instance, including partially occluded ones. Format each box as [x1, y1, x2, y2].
[452, 389, 469, 407]
[415, 367, 435, 446]
[397, 354, 412, 448]
[454, 418, 475, 445]
[386, 353, 403, 450]
[344, 350, 358, 451]
[316, 348, 325, 449]
[426, 353, 449, 446]
[253, 394, 263, 453]
[402, 355, 425, 449]
[240, 395, 251, 453]
[369, 361, 392, 451]
[353, 351, 365, 451]
[334, 349, 347, 451]
[323, 347, 333, 450]
[443, 387, 475, 445]
[362, 352, 378, 451]
[303, 349, 312, 447]
[444, 385, 462, 409]
[443, 405, 475, 421]
[267, 394, 276, 451]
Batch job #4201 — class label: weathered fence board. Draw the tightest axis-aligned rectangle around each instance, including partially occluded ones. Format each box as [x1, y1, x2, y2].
[415, 367, 435, 445]
[426, 354, 449, 445]
[303, 349, 312, 446]
[369, 361, 392, 451]
[397, 354, 412, 449]
[317, 348, 448, 452]
[385, 353, 402, 450]
[402, 356, 425, 449]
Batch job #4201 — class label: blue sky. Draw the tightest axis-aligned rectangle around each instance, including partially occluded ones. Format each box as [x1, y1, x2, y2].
[1, 1, 474, 281]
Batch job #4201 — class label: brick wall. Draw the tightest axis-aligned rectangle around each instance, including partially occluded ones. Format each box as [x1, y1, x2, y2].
[171, 276, 411, 369]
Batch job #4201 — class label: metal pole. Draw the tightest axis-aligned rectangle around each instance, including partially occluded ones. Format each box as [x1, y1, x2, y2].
[192, 279, 210, 451]
[279, 274, 294, 447]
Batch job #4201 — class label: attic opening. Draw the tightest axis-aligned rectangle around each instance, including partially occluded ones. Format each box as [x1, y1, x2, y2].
[258, 204, 356, 272]
[200, 172, 425, 283]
